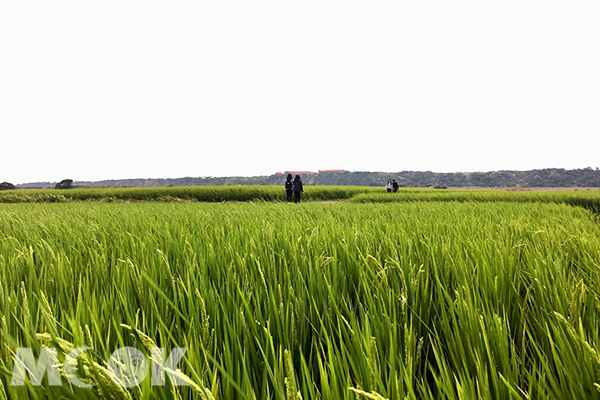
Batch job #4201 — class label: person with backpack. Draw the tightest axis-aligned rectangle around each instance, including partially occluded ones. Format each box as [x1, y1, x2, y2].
[284, 174, 294, 202]
[293, 175, 303, 203]
[392, 179, 399, 193]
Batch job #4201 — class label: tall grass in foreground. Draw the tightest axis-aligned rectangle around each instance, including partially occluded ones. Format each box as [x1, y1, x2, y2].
[0, 202, 599, 399]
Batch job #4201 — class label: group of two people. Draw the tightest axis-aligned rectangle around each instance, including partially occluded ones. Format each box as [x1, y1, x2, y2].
[284, 174, 304, 203]
[386, 179, 399, 193]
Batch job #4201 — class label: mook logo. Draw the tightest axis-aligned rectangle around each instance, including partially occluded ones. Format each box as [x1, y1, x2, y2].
[11, 347, 188, 388]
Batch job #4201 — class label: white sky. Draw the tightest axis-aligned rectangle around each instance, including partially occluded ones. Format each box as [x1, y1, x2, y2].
[1, 1, 599, 184]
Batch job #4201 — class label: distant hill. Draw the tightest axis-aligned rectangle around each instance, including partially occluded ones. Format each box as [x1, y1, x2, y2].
[15, 168, 600, 189]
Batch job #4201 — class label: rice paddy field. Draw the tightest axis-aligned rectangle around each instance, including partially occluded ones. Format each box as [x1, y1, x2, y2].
[0, 185, 379, 204]
[1, 186, 600, 399]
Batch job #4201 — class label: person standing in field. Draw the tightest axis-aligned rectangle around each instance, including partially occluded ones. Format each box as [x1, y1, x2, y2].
[386, 179, 393, 193]
[284, 173, 294, 202]
[293, 175, 303, 203]
[392, 179, 399, 193]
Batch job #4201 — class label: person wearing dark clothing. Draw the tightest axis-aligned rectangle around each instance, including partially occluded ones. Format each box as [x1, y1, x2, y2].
[284, 174, 293, 202]
[293, 175, 303, 203]
[392, 179, 399, 193]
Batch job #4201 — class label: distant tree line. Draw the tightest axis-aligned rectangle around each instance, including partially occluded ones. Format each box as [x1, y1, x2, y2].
[14, 168, 600, 189]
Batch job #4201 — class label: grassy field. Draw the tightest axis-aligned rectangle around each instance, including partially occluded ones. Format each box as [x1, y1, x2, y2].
[0, 185, 381, 203]
[349, 189, 600, 213]
[1, 199, 600, 399]
[2, 185, 600, 213]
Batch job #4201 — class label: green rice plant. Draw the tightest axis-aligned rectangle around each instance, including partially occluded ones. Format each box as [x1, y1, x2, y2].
[0, 201, 599, 398]
[0, 185, 381, 203]
[350, 189, 600, 214]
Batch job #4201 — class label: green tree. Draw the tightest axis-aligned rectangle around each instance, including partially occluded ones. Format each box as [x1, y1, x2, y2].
[55, 179, 74, 189]
[0, 182, 15, 190]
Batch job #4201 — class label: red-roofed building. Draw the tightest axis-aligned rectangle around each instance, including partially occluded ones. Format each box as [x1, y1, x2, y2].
[286, 171, 315, 175]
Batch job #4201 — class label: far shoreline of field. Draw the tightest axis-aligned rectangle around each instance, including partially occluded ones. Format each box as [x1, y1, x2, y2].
[11, 185, 600, 191]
